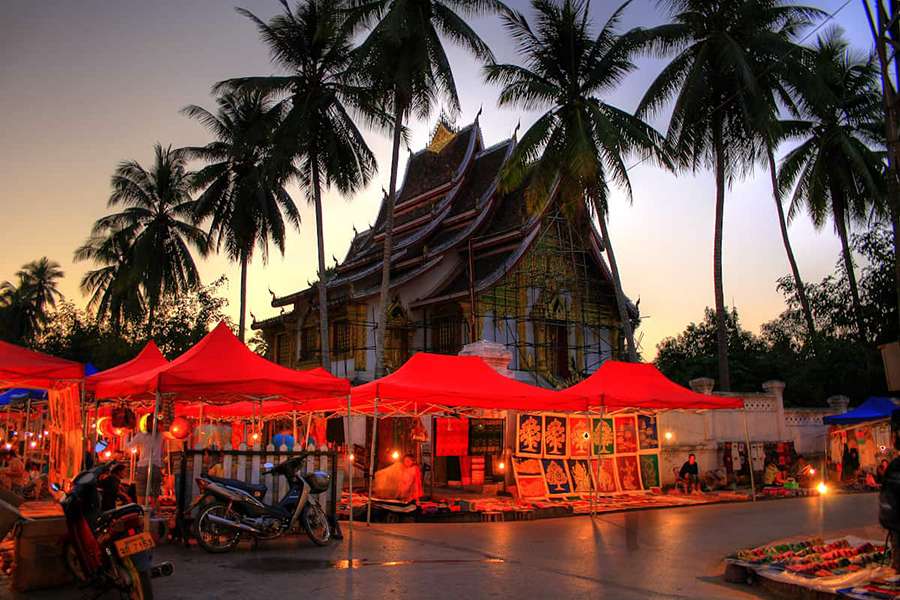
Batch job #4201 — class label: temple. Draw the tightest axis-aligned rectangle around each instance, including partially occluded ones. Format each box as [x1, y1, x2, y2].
[252, 118, 634, 386]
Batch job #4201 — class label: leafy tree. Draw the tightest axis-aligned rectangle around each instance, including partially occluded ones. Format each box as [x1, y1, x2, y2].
[0, 257, 65, 342]
[347, 0, 502, 375]
[219, 0, 379, 362]
[74, 227, 145, 331]
[485, 0, 669, 362]
[638, 0, 822, 391]
[778, 30, 886, 342]
[183, 90, 300, 342]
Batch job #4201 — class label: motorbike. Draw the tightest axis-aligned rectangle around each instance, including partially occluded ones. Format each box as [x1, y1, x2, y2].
[190, 455, 331, 553]
[58, 461, 173, 600]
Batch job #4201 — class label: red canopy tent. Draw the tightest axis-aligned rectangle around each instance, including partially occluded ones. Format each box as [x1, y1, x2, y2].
[91, 322, 349, 403]
[312, 352, 588, 416]
[0, 340, 83, 388]
[85, 341, 168, 394]
[565, 361, 743, 410]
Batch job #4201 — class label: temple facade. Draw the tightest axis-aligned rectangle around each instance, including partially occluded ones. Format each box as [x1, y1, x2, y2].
[252, 119, 633, 386]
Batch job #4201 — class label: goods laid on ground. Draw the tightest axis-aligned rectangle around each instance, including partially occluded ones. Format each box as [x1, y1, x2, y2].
[728, 536, 892, 595]
[839, 574, 900, 599]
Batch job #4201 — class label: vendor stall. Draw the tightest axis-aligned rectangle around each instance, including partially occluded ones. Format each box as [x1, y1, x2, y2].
[823, 397, 900, 486]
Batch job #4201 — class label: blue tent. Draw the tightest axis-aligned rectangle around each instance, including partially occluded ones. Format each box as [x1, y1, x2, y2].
[823, 396, 900, 425]
[0, 388, 48, 406]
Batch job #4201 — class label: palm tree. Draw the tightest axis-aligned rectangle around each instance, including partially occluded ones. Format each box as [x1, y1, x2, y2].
[216, 0, 378, 362]
[74, 227, 146, 330]
[81, 144, 209, 327]
[777, 30, 886, 342]
[0, 257, 64, 341]
[348, 0, 502, 376]
[183, 90, 300, 343]
[637, 0, 821, 391]
[485, 0, 669, 362]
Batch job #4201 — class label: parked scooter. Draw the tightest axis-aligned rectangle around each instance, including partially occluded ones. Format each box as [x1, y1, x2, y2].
[59, 461, 173, 599]
[190, 455, 331, 552]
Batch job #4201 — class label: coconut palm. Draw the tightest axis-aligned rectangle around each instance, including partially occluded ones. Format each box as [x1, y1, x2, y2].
[74, 227, 146, 330]
[82, 144, 209, 326]
[485, 0, 669, 362]
[348, 0, 502, 376]
[0, 257, 64, 341]
[183, 90, 300, 343]
[216, 0, 378, 362]
[777, 30, 886, 342]
[637, 0, 822, 391]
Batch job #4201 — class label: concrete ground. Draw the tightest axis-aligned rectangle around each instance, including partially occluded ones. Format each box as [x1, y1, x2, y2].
[4, 492, 886, 599]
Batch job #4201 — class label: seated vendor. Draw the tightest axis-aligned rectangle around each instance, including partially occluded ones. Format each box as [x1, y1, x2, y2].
[763, 459, 785, 486]
[373, 454, 424, 503]
[678, 454, 700, 494]
[0, 449, 28, 494]
[702, 468, 728, 491]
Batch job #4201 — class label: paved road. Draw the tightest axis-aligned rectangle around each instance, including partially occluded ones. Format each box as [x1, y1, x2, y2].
[5, 493, 886, 599]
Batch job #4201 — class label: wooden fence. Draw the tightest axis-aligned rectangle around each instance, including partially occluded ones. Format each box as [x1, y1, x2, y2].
[174, 442, 342, 543]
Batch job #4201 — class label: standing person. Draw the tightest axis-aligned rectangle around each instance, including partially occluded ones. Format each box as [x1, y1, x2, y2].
[128, 429, 163, 509]
[679, 454, 700, 494]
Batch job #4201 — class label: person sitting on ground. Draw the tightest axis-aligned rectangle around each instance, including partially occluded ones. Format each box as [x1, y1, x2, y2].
[373, 454, 424, 503]
[702, 467, 728, 491]
[99, 463, 130, 511]
[763, 459, 785, 487]
[206, 451, 224, 478]
[0, 449, 28, 494]
[791, 455, 815, 487]
[878, 458, 890, 485]
[678, 454, 701, 494]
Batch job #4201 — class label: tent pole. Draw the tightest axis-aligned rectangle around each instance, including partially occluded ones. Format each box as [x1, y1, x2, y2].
[742, 407, 756, 502]
[145, 391, 162, 528]
[305, 412, 313, 447]
[23, 398, 32, 459]
[366, 395, 378, 526]
[292, 410, 297, 445]
[346, 393, 353, 546]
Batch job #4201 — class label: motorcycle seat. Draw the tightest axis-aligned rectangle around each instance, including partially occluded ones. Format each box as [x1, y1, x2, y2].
[206, 474, 267, 494]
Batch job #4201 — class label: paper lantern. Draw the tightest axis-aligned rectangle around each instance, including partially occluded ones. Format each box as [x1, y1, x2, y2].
[96, 417, 115, 438]
[168, 417, 191, 440]
[138, 413, 153, 434]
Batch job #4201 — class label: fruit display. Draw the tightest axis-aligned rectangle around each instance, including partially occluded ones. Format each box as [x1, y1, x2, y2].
[734, 537, 889, 579]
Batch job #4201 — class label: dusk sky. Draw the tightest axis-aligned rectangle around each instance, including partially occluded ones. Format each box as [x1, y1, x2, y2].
[0, 0, 875, 359]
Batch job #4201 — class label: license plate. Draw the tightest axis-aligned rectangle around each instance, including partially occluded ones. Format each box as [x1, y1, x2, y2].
[114, 532, 154, 557]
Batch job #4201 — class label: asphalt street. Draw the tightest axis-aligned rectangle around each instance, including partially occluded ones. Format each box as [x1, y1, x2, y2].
[3, 493, 885, 599]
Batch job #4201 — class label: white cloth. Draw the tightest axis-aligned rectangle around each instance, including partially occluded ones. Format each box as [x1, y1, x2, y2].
[128, 432, 163, 467]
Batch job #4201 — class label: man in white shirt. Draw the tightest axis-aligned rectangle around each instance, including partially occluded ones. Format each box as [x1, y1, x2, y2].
[128, 430, 163, 507]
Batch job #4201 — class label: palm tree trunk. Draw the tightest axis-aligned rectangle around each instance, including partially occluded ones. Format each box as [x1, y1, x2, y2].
[596, 210, 637, 362]
[831, 185, 867, 341]
[375, 96, 404, 377]
[311, 160, 331, 371]
[712, 121, 731, 391]
[766, 147, 816, 337]
[238, 251, 248, 343]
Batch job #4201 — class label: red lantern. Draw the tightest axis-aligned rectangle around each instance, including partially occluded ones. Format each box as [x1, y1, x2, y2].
[168, 417, 191, 440]
[96, 417, 115, 438]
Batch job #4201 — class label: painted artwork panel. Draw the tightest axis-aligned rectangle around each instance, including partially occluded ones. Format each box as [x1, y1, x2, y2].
[516, 476, 548, 498]
[513, 457, 544, 477]
[567, 459, 593, 494]
[568, 417, 591, 458]
[592, 457, 619, 493]
[592, 418, 615, 455]
[614, 416, 638, 454]
[541, 458, 572, 495]
[516, 414, 543, 457]
[543, 414, 568, 457]
[637, 415, 659, 451]
[639, 454, 660, 490]
[616, 455, 642, 491]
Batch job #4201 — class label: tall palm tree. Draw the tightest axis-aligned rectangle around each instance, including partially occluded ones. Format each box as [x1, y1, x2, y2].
[75, 226, 146, 330]
[777, 30, 886, 342]
[485, 0, 669, 362]
[183, 90, 300, 343]
[637, 0, 821, 391]
[348, 0, 502, 376]
[82, 144, 209, 326]
[0, 257, 64, 341]
[217, 0, 379, 363]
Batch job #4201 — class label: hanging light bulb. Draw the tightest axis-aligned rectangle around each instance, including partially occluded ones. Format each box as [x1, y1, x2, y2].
[498, 461, 506, 471]
[664, 431, 673, 441]
[4, 443, 11, 451]
[391, 450, 400, 461]
[29, 441, 37, 449]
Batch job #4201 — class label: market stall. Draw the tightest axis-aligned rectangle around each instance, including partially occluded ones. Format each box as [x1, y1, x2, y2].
[824, 397, 899, 486]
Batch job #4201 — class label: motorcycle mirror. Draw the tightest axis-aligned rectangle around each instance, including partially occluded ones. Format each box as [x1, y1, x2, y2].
[49, 482, 60, 492]
[263, 462, 274, 470]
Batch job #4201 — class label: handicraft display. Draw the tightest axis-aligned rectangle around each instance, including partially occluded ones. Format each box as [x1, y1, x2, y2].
[516, 414, 544, 457]
[567, 459, 594, 493]
[468, 419, 504, 455]
[543, 415, 568, 457]
[614, 416, 638, 454]
[637, 415, 659, 451]
[592, 418, 615, 455]
[639, 454, 660, 490]
[593, 457, 619, 493]
[616, 455, 642, 491]
[542, 459, 572, 495]
[568, 417, 592, 458]
[512, 457, 548, 498]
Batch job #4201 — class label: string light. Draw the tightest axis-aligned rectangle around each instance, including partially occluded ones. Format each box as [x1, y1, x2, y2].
[29, 441, 37, 449]
[498, 461, 506, 471]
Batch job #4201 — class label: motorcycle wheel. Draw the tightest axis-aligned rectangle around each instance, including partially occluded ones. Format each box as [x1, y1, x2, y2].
[301, 502, 331, 546]
[193, 502, 242, 554]
[118, 556, 153, 600]
[63, 542, 88, 582]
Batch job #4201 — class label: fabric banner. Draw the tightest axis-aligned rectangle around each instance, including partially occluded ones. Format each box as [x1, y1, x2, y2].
[637, 414, 659, 451]
[542, 458, 572, 495]
[516, 414, 543, 457]
[512, 457, 547, 498]
[614, 416, 638, 454]
[567, 459, 593, 493]
[543, 414, 568, 457]
[593, 457, 619, 493]
[48, 384, 82, 487]
[616, 455, 642, 491]
[468, 418, 504, 455]
[568, 417, 591, 458]
[435, 417, 469, 456]
[639, 454, 660, 489]
[592, 418, 615, 455]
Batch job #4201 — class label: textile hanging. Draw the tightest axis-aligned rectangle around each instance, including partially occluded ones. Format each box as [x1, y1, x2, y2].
[592, 418, 614, 455]
[48, 384, 82, 486]
[637, 415, 659, 451]
[516, 414, 543, 457]
[616, 455, 641, 491]
[543, 414, 568, 457]
[435, 417, 469, 456]
[614, 416, 638, 454]
[568, 417, 591, 458]
[468, 419, 503, 455]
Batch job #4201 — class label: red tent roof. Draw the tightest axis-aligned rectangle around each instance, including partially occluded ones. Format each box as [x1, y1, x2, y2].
[0, 340, 83, 388]
[85, 341, 168, 393]
[329, 352, 586, 415]
[91, 322, 350, 402]
[565, 361, 743, 410]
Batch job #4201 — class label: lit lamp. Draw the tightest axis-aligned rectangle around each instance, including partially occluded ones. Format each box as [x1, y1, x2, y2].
[817, 482, 828, 495]
[391, 450, 400, 461]
[29, 440, 37, 449]
[664, 431, 674, 441]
